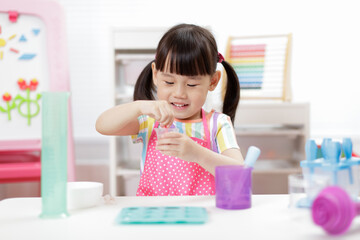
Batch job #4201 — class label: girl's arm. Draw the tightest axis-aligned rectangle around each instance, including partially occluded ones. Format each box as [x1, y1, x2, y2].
[95, 101, 143, 136]
[156, 133, 244, 176]
[196, 147, 244, 175]
[96, 100, 175, 136]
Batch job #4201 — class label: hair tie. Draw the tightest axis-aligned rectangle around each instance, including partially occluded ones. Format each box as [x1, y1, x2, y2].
[217, 52, 225, 63]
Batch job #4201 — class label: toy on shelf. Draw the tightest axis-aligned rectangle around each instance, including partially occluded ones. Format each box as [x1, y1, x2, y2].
[300, 138, 360, 207]
[222, 34, 292, 101]
[312, 186, 360, 235]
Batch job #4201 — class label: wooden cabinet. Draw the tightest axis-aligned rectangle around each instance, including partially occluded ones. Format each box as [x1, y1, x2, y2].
[234, 102, 310, 194]
[235, 102, 309, 162]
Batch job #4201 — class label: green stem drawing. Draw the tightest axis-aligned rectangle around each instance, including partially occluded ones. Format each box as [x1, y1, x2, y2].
[15, 90, 41, 126]
[27, 89, 31, 125]
[0, 97, 16, 121]
[6, 102, 12, 120]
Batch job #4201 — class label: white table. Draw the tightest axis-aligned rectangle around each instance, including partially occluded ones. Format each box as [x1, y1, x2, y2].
[0, 195, 359, 240]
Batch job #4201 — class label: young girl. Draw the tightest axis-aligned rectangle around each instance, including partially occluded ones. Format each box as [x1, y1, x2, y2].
[96, 24, 243, 196]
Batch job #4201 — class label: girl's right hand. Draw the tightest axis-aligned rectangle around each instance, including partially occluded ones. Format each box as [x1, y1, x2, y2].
[139, 100, 175, 127]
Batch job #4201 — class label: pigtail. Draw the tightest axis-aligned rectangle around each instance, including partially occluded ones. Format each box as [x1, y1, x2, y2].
[133, 61, 156, 101]
[221, 60, 240, 124]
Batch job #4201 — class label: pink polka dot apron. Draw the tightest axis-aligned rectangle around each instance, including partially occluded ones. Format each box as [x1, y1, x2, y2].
[136, 109, 215, 196]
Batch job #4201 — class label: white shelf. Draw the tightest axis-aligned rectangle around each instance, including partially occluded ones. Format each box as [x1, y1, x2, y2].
[115, 93, 133, 101]
[110, 27, 167, 197]
[236, 130, 304, 137]
[235, 127, 304, 137]
[115, 54, 155, 62]
[113, 27, 165, 50]
[235, 102, 310, 166]
[116, 167, 139, 177]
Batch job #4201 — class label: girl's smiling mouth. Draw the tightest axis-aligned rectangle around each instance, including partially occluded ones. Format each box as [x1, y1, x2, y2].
[171, 102, 189, 108]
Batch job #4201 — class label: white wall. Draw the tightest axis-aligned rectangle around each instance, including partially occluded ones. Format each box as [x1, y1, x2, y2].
[58, 0, 360, 141]
[2, 0, 360, 198]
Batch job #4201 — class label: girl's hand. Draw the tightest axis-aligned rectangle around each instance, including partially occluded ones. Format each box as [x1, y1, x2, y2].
[155, 132, 204, 163]
[140, 100, 174, 127]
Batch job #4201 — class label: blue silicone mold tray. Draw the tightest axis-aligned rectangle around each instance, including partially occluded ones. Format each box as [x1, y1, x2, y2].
[116, 206, 208, 224]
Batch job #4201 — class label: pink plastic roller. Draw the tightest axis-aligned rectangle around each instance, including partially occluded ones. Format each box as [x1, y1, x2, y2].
[312, 186, 360, 235]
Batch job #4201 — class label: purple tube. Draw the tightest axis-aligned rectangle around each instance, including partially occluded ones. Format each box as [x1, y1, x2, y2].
[215, 165, 252, 210]
[312, 186, 360, 235]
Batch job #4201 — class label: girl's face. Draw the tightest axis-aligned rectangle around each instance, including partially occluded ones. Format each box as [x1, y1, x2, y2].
[152, 62, 220, 120]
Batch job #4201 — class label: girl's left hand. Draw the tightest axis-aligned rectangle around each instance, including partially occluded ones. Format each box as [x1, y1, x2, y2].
[155, 132, 204, 163]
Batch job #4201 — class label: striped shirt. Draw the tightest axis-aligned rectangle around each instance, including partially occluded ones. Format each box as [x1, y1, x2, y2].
[131, 110, 239, 173]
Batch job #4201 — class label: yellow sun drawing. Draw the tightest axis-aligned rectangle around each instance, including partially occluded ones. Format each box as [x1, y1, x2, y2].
[0, 27, 17, 60]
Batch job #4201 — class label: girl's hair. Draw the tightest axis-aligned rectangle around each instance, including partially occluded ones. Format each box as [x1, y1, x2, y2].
[133, 24, 240, 123]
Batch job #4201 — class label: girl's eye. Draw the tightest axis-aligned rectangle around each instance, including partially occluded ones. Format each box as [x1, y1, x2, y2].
[165, 81, 174, 85]
[187, 84, 197, 87]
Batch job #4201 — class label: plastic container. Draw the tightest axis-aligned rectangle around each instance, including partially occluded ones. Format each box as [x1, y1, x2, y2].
[320, 162, 359, 200]
[67, 181, 103, 210]
[289, 172, 330, 208]
[288, 173, 309, 208]
[154, 127, 179, 138]
[341, 158, 360, 198]
[300, 139, 360, 205]
[215, 165, 252, 210]
[40, 92, 69, 219]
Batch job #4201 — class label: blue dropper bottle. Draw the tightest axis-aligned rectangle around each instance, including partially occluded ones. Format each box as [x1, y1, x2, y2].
[244, 146, 261, 168]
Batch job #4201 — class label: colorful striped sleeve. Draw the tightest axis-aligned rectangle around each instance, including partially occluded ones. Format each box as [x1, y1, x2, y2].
[130, 115, 155, 174]
[215, 114, 239, 153]
[131, 115, 156, 143]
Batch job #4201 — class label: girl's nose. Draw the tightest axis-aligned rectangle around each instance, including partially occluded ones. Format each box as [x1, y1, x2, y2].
[174, 85, 186, 98]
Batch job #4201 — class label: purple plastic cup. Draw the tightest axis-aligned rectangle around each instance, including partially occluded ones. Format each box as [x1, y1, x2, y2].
[215, 165, 252, 210]
[312, 186, 360, 235]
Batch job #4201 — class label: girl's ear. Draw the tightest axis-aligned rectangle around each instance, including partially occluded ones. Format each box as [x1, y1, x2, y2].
[209, 70, 221, 91]
[152, 62, 158, 86]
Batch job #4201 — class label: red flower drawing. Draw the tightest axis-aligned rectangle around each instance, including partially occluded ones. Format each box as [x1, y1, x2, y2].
[17, 78, 39, 91]
[2, 92, 12, 102]
[17, 78, 27, 90]
[29, 79, 38, 91]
